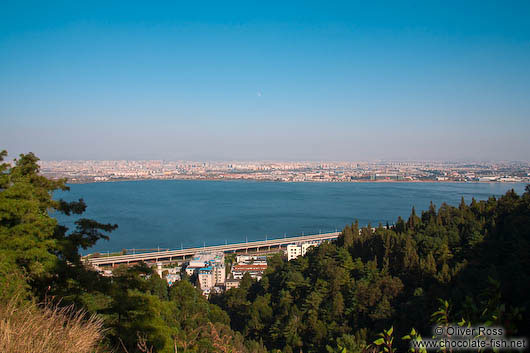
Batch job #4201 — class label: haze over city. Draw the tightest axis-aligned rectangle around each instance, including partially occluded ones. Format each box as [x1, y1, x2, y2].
[1, 1, 530, 161]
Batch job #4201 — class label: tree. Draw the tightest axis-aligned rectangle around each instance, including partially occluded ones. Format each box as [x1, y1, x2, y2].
[407, 207, 421, 230]
[0, 151, 117, 300]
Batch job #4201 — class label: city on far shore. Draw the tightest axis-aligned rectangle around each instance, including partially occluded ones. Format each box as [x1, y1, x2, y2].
[37, 159, 530, 184]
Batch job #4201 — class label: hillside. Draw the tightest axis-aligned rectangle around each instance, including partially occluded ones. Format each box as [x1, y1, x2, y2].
[212, 187, 530, 352]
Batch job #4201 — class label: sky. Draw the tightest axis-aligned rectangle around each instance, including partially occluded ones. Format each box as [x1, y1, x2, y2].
[1, 1, 529, 161]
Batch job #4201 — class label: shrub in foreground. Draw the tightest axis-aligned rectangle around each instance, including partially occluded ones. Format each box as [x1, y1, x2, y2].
[0, 296, 105, 353]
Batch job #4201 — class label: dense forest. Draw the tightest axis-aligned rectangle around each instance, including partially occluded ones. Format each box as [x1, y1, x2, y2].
[213, 187, 530, 352]
[1, 150, 529, 352]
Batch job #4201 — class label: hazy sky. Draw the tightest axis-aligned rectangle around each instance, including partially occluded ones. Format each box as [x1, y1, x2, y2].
[1, 1, 529, 161]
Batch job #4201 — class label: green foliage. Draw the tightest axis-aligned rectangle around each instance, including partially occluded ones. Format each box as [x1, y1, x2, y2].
[0, 151, 117, 301]
[0, 258, 29, 304]
[431, 299, 450, 326]
[402, 327, 427, 353]
[214, 185, 530, 352]
[371, 326, 395, 353]
[100, 265, 258, 352]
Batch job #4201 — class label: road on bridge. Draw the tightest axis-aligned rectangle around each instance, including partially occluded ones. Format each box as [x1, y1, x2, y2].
[86, 232, 340, 266]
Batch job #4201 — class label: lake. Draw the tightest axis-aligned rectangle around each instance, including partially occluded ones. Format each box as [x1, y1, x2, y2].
[54, 181, 527, 254]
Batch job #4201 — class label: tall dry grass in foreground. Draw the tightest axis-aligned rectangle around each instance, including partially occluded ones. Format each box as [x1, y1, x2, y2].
[0, 297, 106, 353]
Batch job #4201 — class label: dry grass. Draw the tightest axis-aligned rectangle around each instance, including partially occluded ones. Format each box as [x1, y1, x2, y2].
[0, 296, 106, 353]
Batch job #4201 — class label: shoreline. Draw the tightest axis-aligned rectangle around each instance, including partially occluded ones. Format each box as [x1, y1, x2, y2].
[45, 176, 529, 185]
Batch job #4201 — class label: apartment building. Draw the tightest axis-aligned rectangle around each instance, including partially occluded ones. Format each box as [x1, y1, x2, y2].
[188, 252, 226, 294]
[231, 264, 268, 280]
[286, 241, 320, 260]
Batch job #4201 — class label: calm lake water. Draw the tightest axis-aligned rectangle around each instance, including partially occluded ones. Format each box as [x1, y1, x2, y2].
[54, 181, 527, 254]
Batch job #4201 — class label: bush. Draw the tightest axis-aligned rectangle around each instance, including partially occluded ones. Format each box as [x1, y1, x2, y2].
[0, 296, 105, 353]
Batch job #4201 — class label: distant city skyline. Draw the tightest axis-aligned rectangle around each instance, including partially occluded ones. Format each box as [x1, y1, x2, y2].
[1, 1, 530, 161]
[38, 159, 530, 184]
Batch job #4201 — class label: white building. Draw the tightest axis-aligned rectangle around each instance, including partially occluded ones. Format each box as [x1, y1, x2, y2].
[479, 176, 498, 182]
[198, 265, 226, 291]
[236, 254, 267, 263]
[287, 241, 320, 260]
[154, 263, 181, 285]
[213, 262, 226, 285]
[301, 243, 315, 255]
[186, 252, 224, 276]
[155, 262, 164, 277]
[225, 278, 240, 290]
[198, 266, 215, 289]
[189, 252, 226, 294]
[186, 253, 212, 275]
[166, 273, 180, 286]
[231, 264, 268, 280]
[287, 244, 302, 260]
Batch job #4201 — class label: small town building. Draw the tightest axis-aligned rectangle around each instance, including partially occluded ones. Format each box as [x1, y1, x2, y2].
[225, 278, 240, 290]
[232, 264, 268, 280]
[286, 241, 320, 260]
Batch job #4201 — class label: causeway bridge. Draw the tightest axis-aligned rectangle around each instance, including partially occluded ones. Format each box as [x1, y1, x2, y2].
[86, 232, 340, 267]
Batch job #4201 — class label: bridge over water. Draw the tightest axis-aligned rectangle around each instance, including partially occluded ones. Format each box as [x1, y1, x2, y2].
[86, 232, 340, 267]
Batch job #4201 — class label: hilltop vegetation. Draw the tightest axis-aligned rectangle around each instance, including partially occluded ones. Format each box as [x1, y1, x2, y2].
[1, 149, 529, 352]
[212, 186, 530, 352]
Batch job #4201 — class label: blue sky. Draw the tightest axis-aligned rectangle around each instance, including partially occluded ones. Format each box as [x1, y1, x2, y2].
[1, 1, 529, 161]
